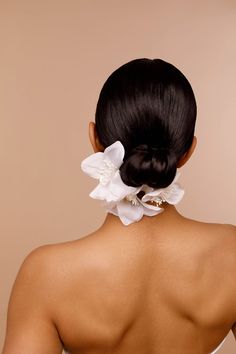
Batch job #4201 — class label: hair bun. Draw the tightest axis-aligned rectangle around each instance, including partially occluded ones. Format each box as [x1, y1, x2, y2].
[119, 144, 177, 188]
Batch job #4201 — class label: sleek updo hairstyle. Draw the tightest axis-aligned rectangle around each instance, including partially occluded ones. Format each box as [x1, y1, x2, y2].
[95, 58, 197, 189]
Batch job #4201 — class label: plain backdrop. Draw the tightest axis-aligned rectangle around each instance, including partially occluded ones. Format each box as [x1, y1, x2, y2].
[0, 0, 235, 351]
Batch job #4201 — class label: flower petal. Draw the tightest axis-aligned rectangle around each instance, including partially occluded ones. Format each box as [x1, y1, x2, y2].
[81, 152, 104, 179]
[143, 206, 164, 216]
[89, 183, 108, 200]
[141, 171, 183, 203]
[104, 141, 125, 168]
[160, 183, 185, 204]
[108, 171, 139, 202]
[141, 188, 162, 202]
[104, 202, 119, 216]
[116, 200, 144, 225]
[136, 185, 145, 194]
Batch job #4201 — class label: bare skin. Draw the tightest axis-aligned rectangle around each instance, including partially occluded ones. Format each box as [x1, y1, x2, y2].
[2, 123, 236, 354]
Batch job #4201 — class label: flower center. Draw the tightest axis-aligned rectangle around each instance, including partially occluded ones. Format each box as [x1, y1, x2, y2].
[125, 194, 140, 206]
[99, 159, 117, 185]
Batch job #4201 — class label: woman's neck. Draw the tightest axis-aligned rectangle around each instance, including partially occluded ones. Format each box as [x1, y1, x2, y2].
[98, 203, 184, 235]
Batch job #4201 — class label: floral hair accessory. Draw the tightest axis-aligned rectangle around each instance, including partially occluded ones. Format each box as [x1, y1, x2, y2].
[81, 141, 184, 226]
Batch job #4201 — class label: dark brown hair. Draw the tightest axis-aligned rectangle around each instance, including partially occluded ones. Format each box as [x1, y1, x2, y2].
[95, 58, 197, 188]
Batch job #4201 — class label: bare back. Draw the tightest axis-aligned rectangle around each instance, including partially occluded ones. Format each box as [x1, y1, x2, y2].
[3, 208, 236, 354]
[51, 211, 236, 353]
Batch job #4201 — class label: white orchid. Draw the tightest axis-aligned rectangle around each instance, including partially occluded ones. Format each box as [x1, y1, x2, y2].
[81, 141, 138, 203]
[81, 140, 184, 226]
[141, 171, 184, 206]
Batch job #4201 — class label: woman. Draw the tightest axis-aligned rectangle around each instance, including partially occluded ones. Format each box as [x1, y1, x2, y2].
[2, 58, 236, 354]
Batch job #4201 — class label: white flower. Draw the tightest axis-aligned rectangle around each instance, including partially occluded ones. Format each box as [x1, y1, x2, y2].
[81, 140, 184, 226]
[103, 197, 164, 226]
[141, 171, 185, 206]
[81, 141, 138, 203]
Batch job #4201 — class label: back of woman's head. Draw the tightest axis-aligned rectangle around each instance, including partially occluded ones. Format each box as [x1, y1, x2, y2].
[95, 58, 197, 189]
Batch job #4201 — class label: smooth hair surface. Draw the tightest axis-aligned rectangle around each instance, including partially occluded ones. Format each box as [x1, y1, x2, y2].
[95, 58, 197, 188]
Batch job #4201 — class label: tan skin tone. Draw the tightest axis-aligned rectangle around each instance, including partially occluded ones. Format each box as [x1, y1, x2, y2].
[2, 122, 236, 354]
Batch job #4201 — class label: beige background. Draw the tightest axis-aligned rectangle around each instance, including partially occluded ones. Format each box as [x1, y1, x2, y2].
[0, 0, 235, 351]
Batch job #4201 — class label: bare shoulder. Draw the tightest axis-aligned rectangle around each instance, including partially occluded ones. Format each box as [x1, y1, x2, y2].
[204, 222, 236, 243]
[16, 242, 72, 282]
[219, 223, 236, 244]
[2, 241, 81, 353]
[176, 218, 236, 289]
[5, 238, 90, 326]
[186, 219, 236, 260]
[182, 217, 236, 240]
[212, 223, 236, 266]
[205, 222, 236, 236]
[12, 244, 60, 293]
[217, 224, 236, 339]
[9, 243, 70, 309]
[17, 237, 88, 283]
[16, 233, 105, 294]
[176, 219, 236, 337]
